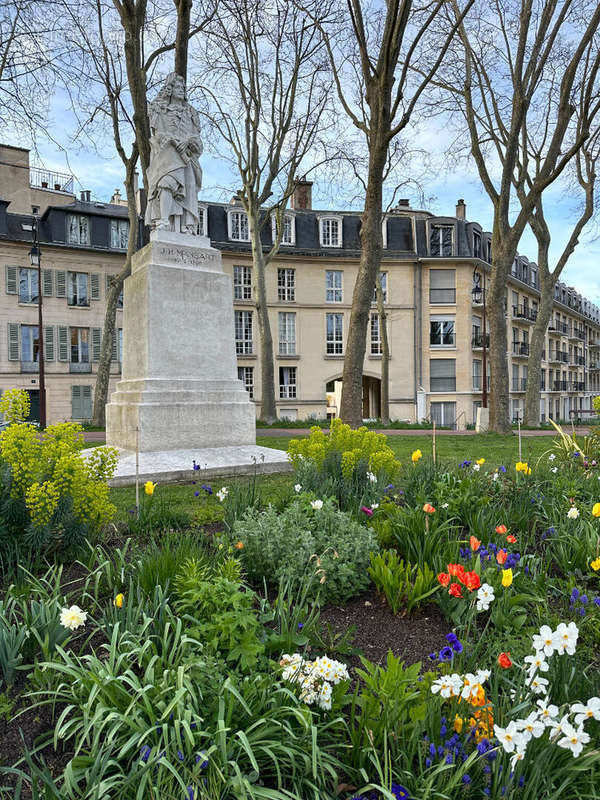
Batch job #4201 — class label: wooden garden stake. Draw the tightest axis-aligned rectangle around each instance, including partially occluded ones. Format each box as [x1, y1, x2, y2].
[433, 421, 437, 465]
[135, 425, 140, 517]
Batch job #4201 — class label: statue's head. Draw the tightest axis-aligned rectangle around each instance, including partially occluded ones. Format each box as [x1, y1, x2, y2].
[155, 73, 186, 107]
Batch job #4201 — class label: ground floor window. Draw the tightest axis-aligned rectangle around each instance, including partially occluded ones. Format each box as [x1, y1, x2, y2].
[279, 366, 297, 399]
[71, 385, 92, 420]
[237, 366, 254, 399]
[430, 401, 456, 428]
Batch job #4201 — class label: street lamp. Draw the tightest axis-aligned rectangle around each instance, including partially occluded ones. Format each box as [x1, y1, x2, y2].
[28, 219, 46, 427]
[472, 270, 488, 409]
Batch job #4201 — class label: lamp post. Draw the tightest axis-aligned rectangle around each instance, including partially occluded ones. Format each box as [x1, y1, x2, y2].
[472, 270, 488, 409]
[29, 218, 46, 427]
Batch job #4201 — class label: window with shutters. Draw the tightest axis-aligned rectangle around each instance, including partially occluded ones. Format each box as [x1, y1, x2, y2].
[55, 270, 67, 298]
[429, 269, 456, 304]
[44, 326, 54, 361]
[92, 328, 102, 361]
[279, 366, 297, 399]
[228, 210, 250, 241]
[238, 366, 254, 398]
[325, 270, 343, 302]
[70, 327, 90, 362]
[105, 274, 123, 308]
[430, 358, 456, 392]
[233, 266, 252, 300]
[430, 225, 453, 256]
[67, 214, 90, 245]
[5, 265, 18, 294]
[19, 268, 39, 304]
[371, 272, 388, 304]
[8, 323, 20, 360]
[90, 273, 100, 301]
[235, 310, 253, 354]
[21, 325, 39, 366]
[430, 316, 455, 347]
[42, 269, 53, 296]
[326, 313, 343, 354]
[110, 219, 129, 249]
[68, 272, 89, 306]
[370, 313, 383, 355]
[71, 385, 92, 419]
[272, 213, 295, 245]
[278, 312, 296, 355]
[319, 216, 342, 247]
[277, 268, 295, 302]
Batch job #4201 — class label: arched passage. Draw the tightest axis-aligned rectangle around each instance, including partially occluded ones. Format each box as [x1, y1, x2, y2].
[324, 373, 382, 421]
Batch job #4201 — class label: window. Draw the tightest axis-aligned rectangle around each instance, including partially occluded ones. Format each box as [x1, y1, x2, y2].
[70, 327, 89, 363]
[110, 219, 129, 249]
[429, 269, 455, 304]
[325, 270, 343, 303]
[229, 210, 249, 241]
[68, 272, 89, 307]
[326, 313, 343, 354]
[273, 213, 295, 245]
[235, 310, 253, 354]
[512, 363, 519, 391]
[473, 231, 482, 258]
[430, 224, 453, 256]
[233, 265, 252, 300]
[370, 313, 382, 355]
[279, 366, 297, 399]
[67, 214, 90, 245]
[430, 316, 455, 347]
[372, 272, 388, 304]
[277, 268, 295, 302]
[197, 204, 207, 236]
[486, 240, 492, 262]
[430, 359, 456, 392]
[430, 401, 456, 427]
[71, 385, 92, 420]
[531, 267, 537, 289]
[278, 312, 296, 355]
[473, 359, 481, 390]
[320, 216, 341, 247]
[19, 267, 39, 304]
[237, 366, 254, 398]
[21, 324, 39, 363]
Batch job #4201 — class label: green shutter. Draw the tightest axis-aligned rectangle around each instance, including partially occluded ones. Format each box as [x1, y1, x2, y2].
[5, 266, 17, 295]
[90, 273, 100, 300]
[55, 270, 66, 298]
[71, 385, 82, 419]
[82, 386, 92, 419]
[58, 326, 69, 361]
[8, 323, 19, 360]
[92, 328, 102, 361]
[44, 326, 54, 361]
[42, 269, 53, 296]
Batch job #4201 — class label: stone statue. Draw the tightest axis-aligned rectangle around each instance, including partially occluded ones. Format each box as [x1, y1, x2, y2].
[144, 73, 203, 234]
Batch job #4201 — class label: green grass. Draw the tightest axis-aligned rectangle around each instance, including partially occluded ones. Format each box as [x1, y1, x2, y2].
[256, 432, 553, 467]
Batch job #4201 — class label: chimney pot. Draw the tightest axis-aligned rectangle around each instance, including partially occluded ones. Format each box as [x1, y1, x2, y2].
[456, 198, 466, 219]
[291, 176, 313, 210]
[397, 198, 410, 208]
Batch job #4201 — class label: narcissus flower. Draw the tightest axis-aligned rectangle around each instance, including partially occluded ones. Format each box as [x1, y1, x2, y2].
[591, 557, 600, 571]
[437, 572, 451, 586]
[470, 535, 481, 551]
[567, 506, 580, 519]
[497, 652, 512, 668]
[516, 462, 531, 475]
[114, 593, 124, 609]
[449, 582, 463, 598]
[411, 449, 422, 463]
[592, 502, 600, 517]
[310, 499, 323, 510]
[60, 605, 87, 631]
[144, 481, 157, 495]
[495, 524, 508, 534]
[422, 503, 436, 514]
[502, 568, 513, 587]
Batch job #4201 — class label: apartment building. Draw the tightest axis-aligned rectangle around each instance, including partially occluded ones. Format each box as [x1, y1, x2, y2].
[1, 145, 598, 427]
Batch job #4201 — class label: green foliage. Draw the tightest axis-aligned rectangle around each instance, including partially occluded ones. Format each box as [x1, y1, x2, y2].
[260, 575, 322, 657]
[0, 599, 28, 688]
[0, 387, 30, 424]
[232, 498, 378, 603]
[372, 504, 458, 572]
[135, 533, 211, 595]
[0, 691, 14, 722]
[128, 491, 193, 534]
[368, 550, 440, 614]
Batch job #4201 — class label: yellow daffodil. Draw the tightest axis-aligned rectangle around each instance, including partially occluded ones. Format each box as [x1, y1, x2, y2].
[592, 503, 600, 518]
[476, 458, 485, 466]
[516, 462, 531, 475]
[591, 557, 600, 571]
[502, 568, 513, 588]
[144, 481, 157, 496]
[411, 449, 422, 463]
[454, 715, 464, 733]
[114, 593, 124, 608]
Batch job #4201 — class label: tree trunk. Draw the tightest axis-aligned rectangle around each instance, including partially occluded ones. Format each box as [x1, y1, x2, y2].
[524, 270, 553, 427]
[486, 236, 512, 434]
[376, 274, 389, 424]
[340, 141, 387, 428]
[174, 0, 193, 78]
[249, 215, 277, 423]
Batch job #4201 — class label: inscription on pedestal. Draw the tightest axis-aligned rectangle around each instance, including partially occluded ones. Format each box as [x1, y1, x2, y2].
[156, 244, 218, 267]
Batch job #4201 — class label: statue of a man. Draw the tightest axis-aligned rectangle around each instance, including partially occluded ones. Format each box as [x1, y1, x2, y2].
[145, 73, 203, 234]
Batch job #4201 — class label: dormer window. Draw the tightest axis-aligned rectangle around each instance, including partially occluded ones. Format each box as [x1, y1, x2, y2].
[67, 214, 90, 246]
[319, 216, 342, 247]
[473, 230, 481, 258]
[430, 224, 453, 256]
[228, 209, 250, 241]
[197, 204, 208, 236]
[110, 219, 129, 249]
[272, 213, 295, 245]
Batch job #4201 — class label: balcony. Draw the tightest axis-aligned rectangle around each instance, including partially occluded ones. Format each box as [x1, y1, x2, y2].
[572, 356, 585, 367]
[511, 378, 527, 392]
[569, 381, 585, 392]
[69, 361, 92, 373]
[553, 380, 568, 392]
[589, 362, 600, 370]
[568, 329, 585, 343]
[20, 360, 39, 373]
[512, 342, 529, 357]
[472, 333, 490, 349]
[30, 165, 74, 193]
[512, 305, 537, 323]
[473, 376, 491, 392]
[551, 321, 569, 334]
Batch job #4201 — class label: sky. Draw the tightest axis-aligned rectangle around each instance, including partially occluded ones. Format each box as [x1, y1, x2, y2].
[6, 94, 600, 308]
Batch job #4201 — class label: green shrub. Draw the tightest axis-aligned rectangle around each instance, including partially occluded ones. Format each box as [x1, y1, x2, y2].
[231, 498, 378, 604]
[135, 533, 211, 596]
[0, 599, 28, 688]
[368, 550, 440, 614]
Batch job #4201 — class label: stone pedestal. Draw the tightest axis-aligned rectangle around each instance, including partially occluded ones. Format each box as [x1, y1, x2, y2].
[106, 231, 256, 452]
[476, 406, 489, 433]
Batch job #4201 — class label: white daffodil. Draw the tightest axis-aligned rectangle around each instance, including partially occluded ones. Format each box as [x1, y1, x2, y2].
[532, 625, 556, 657]
[553, 621, 579, 655]
[294, 484, 302, 493]
[536, 699, 559, 726]
[548, 714, 572, 739]
[366, 471, 377, 483]
[551, 467, 558, 473]
[371, 503, 379, 510]
[567, 506, 580, 519]
[524, 653, 549, 676]
[431, 673, 462, 699]
[473, 463, 480, 471]
[548, 453, 556, 461]
[310, 499, 323, 510]
[441, 502, 449, 508]
[510, 744, 528, 770]
[60, 605, 87, 631]
[528, 674, 549, 695]
[557, 723, 590, 758]
[475, 669, 491, 685]
[571, 697, 600, 726]
[494, 722, 526, 754]
[476, 583, 495, 612]
[216, 487, 229, 502]
[516, 712, 545, 742]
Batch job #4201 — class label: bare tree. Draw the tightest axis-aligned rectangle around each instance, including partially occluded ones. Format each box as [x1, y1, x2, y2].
[193, 0, 332, 422]
[440, 0, 600, 433]
[302, 0, 474, 428]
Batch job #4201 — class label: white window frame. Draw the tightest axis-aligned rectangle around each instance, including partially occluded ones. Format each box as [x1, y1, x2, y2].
[278, 312, 296, 355]
[237, 365, 254, 398]
[18, 267, 39, 304]
[370, 313, 382, 355]
[235, 310, 253, 354]
[233, 265, 252, 301]
[228, 209, 250, 242]
[279, 365, 297, 399]
[430, 315, 456, 348]
[110, 219, 129, 249]
[272, 213, 295, 246]
[372, 272, 388, 304]
[473, 230, 482, 259]
[197, 204, 208, 237]
[277, 268, 295, 302]
[319, 216, 342, 248]
[70, 327, 90, 363]
[325, 270, 343, 303]
[21, 324, 39, 362]
[67, 214, 90, 245]
[429, 224, 454, 257]
[326, 312, 343, 355]
[68, 271, 89, 307]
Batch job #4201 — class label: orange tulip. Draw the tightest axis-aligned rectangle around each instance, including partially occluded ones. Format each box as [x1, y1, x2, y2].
[497, 652, 512, 669]
[464, 571, 481, 592]
[437, 572, 451, 587]
[496, 549, 508, 565]
[506, 535, 517, 544]
[235, 541, 244, 550]
[470, 535, 481, 551]
[495, 524, 507, 535]
[449, 583, 463, 598]
[422, 503, 436, 514]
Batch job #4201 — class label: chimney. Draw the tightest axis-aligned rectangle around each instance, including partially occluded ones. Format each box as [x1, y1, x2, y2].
[110, 188, 122, 205]
[396, 198, 410, 209]
[456, 198, 466, 219]
[80, 190, 91, 203]
[291, 175, 313, 210]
